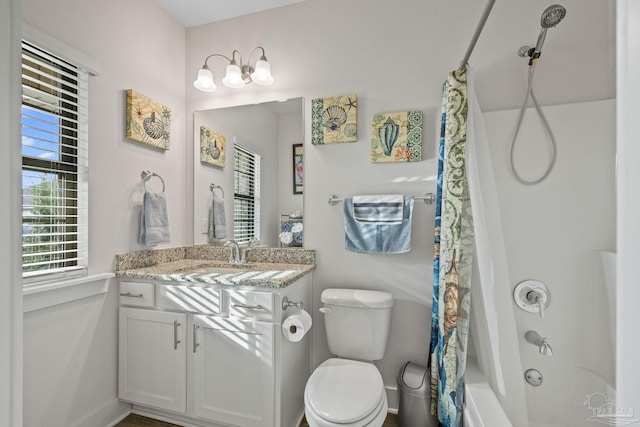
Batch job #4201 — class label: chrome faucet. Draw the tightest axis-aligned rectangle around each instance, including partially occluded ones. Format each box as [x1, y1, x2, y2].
[239, 238, 260, 264]
[223, 240, 240, 264]
[525, 330, 553, 356]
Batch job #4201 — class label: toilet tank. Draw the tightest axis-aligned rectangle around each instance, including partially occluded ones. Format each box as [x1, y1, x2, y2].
[321, 288, 393, 361]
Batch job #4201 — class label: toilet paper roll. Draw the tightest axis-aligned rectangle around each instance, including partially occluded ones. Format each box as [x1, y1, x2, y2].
[282, 309, 312, 342]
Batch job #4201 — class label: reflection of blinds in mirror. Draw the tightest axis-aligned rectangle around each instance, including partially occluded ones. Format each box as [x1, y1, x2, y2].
[233, 144, 261, 244]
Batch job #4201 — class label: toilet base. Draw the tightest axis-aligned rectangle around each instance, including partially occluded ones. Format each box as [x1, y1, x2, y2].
[304, 397, 388, 427]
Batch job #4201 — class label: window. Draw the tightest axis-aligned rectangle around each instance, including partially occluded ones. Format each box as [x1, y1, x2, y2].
[233, 144, 261, 244]
[21, 41, 89, 283]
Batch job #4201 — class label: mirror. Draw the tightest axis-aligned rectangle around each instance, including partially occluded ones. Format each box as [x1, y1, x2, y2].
[193, 98, 304, 247]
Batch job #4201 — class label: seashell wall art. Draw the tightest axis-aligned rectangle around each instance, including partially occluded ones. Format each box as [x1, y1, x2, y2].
[311, 94, 357, 144]
[370, 111, 422, 163]
[125, 89, 171, 150]
[200, 126, 226, 168]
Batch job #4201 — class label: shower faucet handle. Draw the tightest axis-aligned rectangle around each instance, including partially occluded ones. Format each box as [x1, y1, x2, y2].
[527, 290, 546, 318]
[513, 280, 550, 318]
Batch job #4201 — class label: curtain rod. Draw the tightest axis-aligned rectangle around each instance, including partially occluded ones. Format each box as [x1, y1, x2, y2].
[460, 0, 497, 68]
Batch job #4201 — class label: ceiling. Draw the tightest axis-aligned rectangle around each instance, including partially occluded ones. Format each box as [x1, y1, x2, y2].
[155, 0, 306, 28]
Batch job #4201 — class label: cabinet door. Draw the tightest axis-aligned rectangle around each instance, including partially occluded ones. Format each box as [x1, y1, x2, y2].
[119, 307, 186, 413]
[193, 315, 275, 427]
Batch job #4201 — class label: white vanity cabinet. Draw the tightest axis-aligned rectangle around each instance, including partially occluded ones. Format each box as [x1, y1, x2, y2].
[193, 315, 275, 427]
[118, 274, 311, 427]
[118, 307, 187, 413]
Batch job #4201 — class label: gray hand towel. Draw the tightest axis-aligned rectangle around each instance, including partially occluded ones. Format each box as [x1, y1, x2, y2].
[344, 196, 414, 254]
[209, 189, 227, 240]
[139, 192, 170, 246]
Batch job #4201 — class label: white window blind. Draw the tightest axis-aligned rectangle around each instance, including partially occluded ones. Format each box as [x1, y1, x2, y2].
[21, 41, 89, 283]
[233, 144, 261, 244]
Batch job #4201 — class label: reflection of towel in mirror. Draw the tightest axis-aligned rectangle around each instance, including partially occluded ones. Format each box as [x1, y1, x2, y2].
[344, 196, 414, 254]
[209, 190, 227, 240]
[139, 192, 170, 246]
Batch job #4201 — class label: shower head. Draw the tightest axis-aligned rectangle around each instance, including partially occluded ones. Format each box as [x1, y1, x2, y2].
[518, 4, 567, 64]
[541, 4, 567, 28]
[534, 5, 566, 57]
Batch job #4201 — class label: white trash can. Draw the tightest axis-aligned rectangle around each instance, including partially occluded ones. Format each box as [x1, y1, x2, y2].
[397, 361, 438, 427]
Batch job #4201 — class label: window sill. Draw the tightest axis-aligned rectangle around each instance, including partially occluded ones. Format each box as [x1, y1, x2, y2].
[23, 272, 115, 313]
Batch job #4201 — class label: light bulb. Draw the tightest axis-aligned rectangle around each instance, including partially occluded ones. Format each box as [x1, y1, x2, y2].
[250, 59, 274, 85]
[222, 63, 245, 88]
[193, 67, 217, 92]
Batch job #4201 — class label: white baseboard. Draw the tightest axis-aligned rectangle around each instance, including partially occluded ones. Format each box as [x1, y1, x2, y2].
[70, 398, 130, 427]
[386, 385, 398, 413]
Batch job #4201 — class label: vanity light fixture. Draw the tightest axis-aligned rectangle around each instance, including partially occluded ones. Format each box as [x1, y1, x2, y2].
[193, 47, 274, 92]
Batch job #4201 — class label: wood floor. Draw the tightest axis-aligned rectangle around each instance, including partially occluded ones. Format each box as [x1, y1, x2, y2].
[116, 414, 180, 427]
[117, 413, 399, 426]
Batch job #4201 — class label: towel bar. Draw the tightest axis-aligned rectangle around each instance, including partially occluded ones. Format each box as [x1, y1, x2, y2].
[141, 170, 165, 192]
[327, 193, 436, 206]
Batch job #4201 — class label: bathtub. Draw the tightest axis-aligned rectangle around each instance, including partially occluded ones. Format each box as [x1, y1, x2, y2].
[464, 358, 513, 427]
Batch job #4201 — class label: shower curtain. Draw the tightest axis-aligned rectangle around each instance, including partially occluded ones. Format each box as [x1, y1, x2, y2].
[429, 67, 475, 427]
[429, 67, 529, 427]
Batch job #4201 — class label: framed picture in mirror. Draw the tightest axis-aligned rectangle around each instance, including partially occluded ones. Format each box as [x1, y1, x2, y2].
[293, 143, 303, 194]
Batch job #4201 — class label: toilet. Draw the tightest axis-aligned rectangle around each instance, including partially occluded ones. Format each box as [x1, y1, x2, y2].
[304, 288, 394, 427]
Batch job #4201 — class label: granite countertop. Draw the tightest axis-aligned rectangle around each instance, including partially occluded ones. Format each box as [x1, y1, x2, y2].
[115, 245, 315, 288]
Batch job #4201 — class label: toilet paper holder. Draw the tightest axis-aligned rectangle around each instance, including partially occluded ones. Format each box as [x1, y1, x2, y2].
[282, 296, 303, 311]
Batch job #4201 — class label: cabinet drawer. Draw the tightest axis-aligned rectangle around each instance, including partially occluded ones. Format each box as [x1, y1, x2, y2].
[158, 284, 223, 315]
[119, 282, 155, 307]
[227, 290, 274, 321]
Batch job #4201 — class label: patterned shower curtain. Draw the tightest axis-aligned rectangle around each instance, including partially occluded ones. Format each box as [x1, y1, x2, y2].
[429, 67, 475, 427]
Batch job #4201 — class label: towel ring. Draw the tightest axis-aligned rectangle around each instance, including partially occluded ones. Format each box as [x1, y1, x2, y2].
[141, 170, 165, 192]
[210, 183, 224, 198]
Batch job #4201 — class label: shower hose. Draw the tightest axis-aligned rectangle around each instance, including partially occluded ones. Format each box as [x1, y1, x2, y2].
[509, 62, 558, 185]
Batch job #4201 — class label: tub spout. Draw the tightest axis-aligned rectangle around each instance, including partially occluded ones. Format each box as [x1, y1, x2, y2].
[539, 337, 553, 356]
[525, 330, 553, 356]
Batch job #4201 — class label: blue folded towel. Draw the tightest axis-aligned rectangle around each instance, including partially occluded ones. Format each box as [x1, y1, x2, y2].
[344, 196, 414, 254]
[139, 192, 170, 246]
[352, 195, 404, 224]
[209, 189, 227, 240]
[281, 221, 292, 232]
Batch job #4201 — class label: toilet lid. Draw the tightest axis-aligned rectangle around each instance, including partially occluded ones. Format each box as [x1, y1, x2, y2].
[306, 358, 384, 424]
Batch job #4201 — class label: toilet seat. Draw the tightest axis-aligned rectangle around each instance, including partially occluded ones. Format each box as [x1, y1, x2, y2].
[304, 358, 388, 427]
